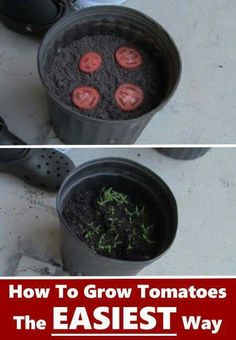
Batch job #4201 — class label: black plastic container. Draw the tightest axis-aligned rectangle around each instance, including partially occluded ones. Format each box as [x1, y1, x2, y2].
[0, 0, 66, 36]
[157, 148, 211, 160]
[57, 158, 178, 276]
[38, 6, 181, 145]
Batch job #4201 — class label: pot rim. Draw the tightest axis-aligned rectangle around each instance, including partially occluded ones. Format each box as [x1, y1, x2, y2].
[38, 5, 182, 124]
[57, 157, 178, 265]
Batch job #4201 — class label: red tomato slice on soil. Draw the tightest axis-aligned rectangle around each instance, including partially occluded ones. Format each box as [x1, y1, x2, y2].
[115, 83, 144, 111]
[72, 86, 101, 110]
[115, 46, 143, 70]
[79, 52, 103, 73]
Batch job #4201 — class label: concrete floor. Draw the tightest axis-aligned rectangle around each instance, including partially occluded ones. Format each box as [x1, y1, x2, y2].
[0, 0, 235, 144]
[0, 147, 235, 276]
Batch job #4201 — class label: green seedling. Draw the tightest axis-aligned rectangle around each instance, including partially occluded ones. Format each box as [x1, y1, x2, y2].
[96, 231, 123, 254]
[97, 235, 113, 253]
[87, 222, 102, 236]
[125, 205, 145, 223]
[108, 217, 119, 223]
[94, 225, 101, 235]
[139, 223, 155, 244]
[137, 206, 145, 216]
[109, 206, 116, 216]
[114, 241, 122, 248]
[86, 187, 155, 258]
[125, 206, 144, 217]
[118, 220, 124, 227]
[85, 231, 94, 240]
[127, 244, 134, 251]
[113, 234, 122, 248]
[99, 233, 106, 246]
[141, 223, 150, 234]
[97, 187, 128, 207]
[98, 244, 113, 253]
[142, 233, 155, 244]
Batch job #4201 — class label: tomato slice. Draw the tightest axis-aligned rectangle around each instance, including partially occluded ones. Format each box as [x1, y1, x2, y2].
[115, 83, 144, 111]
[115, 46, 143, 70]
[79, 52, 103, 73]
[72, 86, 101, 110]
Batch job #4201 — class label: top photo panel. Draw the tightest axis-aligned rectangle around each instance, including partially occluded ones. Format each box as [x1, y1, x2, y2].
[0, 0, 235, 146]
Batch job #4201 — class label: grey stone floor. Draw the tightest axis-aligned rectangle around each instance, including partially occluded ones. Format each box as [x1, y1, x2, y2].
[0, 147, 235, 276]
[0, 0, 235, 144]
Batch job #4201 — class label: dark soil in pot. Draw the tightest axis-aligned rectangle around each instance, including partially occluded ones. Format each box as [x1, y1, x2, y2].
[46, 35, 162, 120]
[62, 186, 158, 261]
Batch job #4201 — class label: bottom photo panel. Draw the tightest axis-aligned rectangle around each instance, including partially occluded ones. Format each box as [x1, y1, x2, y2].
[0, 147, 234, 277]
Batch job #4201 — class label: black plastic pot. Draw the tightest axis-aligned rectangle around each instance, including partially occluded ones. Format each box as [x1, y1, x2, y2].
[57, 158, 178, 276]
[157, 148, 211, 160]
[0, 0, 69, 36]
[38, 6, 181, 145]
